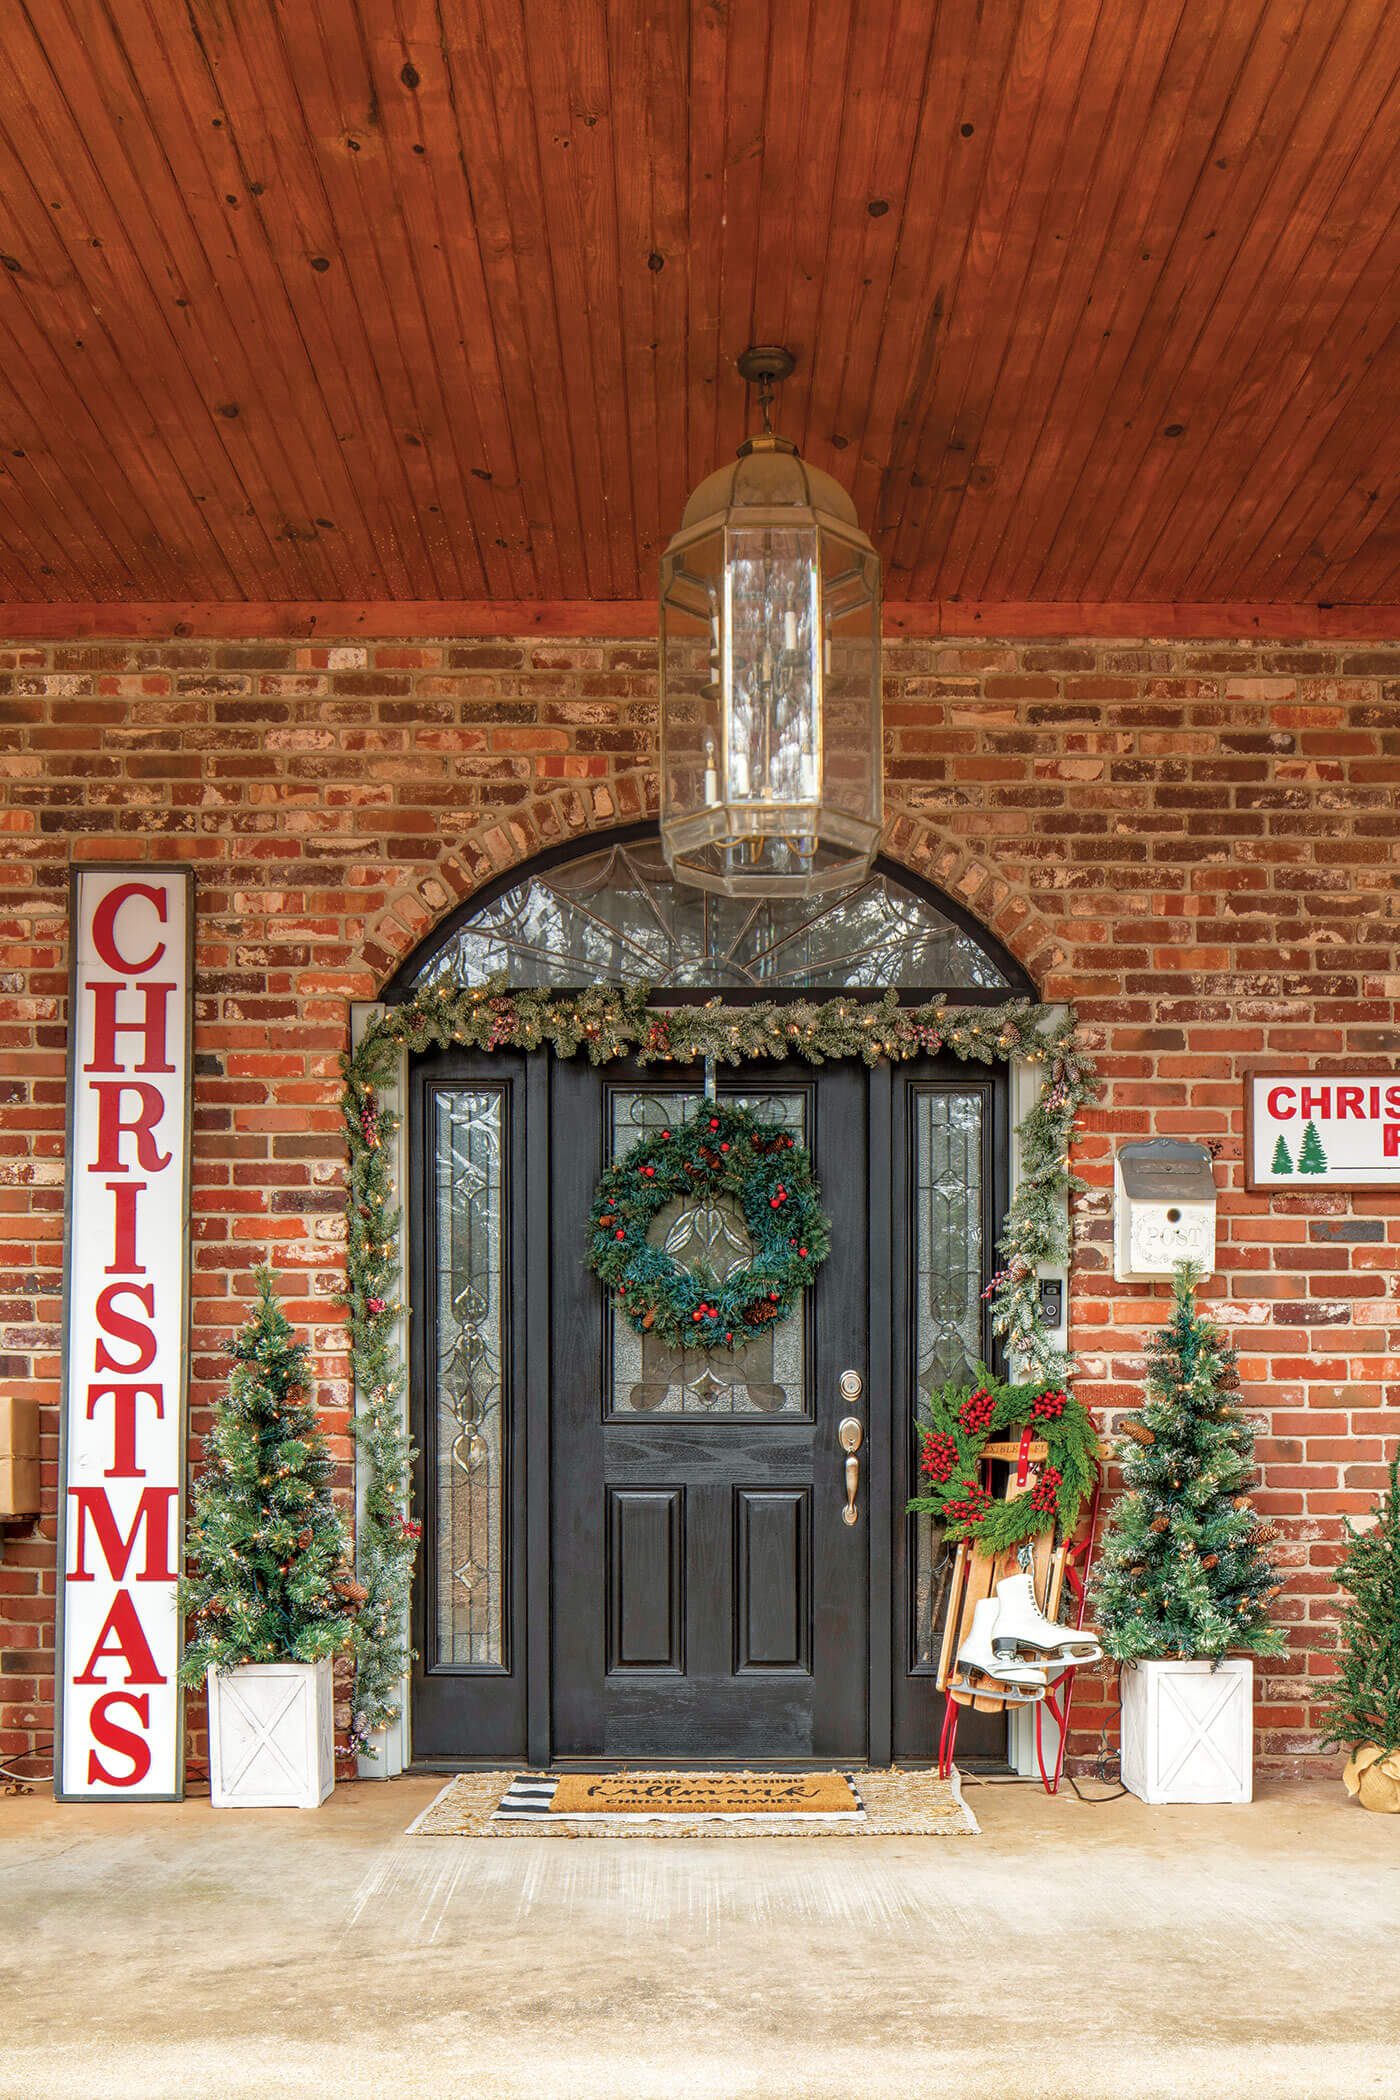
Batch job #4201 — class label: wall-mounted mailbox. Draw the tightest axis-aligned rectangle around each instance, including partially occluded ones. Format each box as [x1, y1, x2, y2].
[0, 1395, 40, 1518]
[1114, 1139, 1217, 1282]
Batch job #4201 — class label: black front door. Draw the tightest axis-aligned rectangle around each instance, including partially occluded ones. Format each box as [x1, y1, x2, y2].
[408, 1042, 1008, 1767]
[549, 1058, 869, 1763]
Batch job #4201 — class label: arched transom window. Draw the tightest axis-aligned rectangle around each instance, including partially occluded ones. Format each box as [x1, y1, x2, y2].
[395, 829, 1030, 998]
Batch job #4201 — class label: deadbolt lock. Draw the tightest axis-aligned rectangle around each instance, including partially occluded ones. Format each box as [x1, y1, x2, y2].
[838, 1368, 863, 1402]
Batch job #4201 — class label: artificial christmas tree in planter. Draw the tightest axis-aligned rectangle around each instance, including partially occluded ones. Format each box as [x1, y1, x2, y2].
[1095, 1265, 1285, 1804]
[1317, 1451, 1400, 1813]
[181, 1270, 363, 1808]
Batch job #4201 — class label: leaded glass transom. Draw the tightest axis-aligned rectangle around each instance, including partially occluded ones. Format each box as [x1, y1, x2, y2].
[911, 1090, 985, 1668]
[608, 1089, 807, 1416]
[434, 1088, 507, 1666]
[411, 836, 1010, 992]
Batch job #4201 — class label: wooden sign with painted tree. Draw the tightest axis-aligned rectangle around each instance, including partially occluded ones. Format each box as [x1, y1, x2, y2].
[1317, 1450, 1400, 1813]
[1094, 1264, 1285, 1803]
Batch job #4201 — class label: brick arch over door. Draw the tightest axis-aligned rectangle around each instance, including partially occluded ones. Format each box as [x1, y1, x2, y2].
[360, 790, 1060, 1001]
[377, 819, 1038, 1000]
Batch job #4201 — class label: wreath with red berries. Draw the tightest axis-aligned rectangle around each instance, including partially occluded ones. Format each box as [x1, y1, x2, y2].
[586, 1101, 832, 1351]
[907, 1370, 1099, 1552]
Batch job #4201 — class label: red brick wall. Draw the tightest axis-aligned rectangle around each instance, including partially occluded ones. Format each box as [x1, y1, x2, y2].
[3, 632, 1396, 1782]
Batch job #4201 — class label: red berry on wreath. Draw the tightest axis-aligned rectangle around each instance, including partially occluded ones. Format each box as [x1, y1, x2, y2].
[957, 1385, 996, 1435]
[720, 1142, 729, 1152]
[615, 1229, 625, 1240]
[709, 1117, 719, 1131]
[692, 1310, 702, 1323]
[1030, 1464, 1063, 1515]
[798, 1246, 808, 1258]
[920, 1431, 958, 1483]
[660, 1130, 670, 1139]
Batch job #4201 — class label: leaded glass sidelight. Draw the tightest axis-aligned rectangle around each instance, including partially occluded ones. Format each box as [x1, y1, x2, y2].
[433, 1089, 507, 1667]
[608, 1089, 807, 1417]
[410, 836, 1015, 995]
[911, 1090, 986, 1667]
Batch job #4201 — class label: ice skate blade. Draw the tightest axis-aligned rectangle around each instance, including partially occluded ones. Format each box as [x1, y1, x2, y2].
[947, 1664, 1045, 1706]
[992, 1639, 1103, 1666]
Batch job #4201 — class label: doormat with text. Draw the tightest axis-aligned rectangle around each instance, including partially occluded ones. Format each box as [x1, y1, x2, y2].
[506, 1770, 863, 1819]
[406, 1767, 978, 1838]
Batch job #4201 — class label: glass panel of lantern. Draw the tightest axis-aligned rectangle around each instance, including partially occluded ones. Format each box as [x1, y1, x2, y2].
[660, 435, 882, 899]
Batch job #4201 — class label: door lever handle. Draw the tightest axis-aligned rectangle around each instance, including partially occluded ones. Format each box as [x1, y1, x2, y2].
[838, 1414, 863, 1526]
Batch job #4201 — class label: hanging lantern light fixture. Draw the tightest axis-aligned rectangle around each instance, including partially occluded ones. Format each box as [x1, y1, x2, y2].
[659, 345, 883, 898]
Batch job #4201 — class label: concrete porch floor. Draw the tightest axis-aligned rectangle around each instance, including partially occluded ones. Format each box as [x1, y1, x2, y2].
[1, 1773, 1395, 2100]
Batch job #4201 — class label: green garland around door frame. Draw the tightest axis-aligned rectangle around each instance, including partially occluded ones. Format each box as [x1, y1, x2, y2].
[341, 980, 1096, 1745]
[588, 1101, 831, 1350]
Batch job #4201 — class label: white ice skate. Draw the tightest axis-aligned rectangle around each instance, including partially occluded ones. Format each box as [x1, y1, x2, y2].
[989, 1570, 1103, 1667]
[949, 1597, 1047, 1703]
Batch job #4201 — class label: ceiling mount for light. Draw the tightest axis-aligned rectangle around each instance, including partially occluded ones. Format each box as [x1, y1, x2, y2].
[658, 344, 883, 900]
[735, 344, 796, 435]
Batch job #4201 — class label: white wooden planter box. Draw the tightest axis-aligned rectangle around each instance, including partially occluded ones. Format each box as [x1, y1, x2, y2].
[1120, 1657, 1253, 1805]
[207, 1658, 335, 1810]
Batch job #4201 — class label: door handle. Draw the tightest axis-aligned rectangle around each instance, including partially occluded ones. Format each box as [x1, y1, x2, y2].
[838, 1414, 863, 1526]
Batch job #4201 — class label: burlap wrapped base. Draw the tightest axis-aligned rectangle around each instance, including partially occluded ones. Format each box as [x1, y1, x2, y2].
[1343, 1742, 1400, 1813]
[407, 1767, 979, 1838]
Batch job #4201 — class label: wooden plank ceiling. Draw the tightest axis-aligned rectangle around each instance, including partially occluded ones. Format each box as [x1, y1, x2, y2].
[2, 0, 1400, 621]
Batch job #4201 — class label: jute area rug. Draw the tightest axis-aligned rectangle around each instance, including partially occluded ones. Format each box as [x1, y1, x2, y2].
[407, 1767, 979, 1838]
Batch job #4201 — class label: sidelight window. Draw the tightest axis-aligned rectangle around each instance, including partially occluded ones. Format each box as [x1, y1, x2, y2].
[432, 1087, 507, 1668]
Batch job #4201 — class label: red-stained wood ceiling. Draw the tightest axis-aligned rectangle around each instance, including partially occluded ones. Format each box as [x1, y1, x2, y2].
[2, 0, 1400, 623]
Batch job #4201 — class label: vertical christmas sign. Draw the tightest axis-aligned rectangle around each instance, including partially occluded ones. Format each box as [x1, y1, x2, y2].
[56, 868, 193, 1800]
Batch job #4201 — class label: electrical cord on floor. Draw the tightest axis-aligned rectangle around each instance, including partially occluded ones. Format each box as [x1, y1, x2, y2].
[1066, 1721, 1129, 1801]
[1067, 1774, 1129, 1802]
[1, 1740, 53, 1790]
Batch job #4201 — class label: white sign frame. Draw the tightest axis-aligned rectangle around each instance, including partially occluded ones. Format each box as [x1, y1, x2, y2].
[55, 866, 193, 1801]
[1245, 1067, 1400, 1191]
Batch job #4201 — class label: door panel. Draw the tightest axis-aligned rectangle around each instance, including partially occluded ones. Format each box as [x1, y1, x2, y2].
[735, 1489, 811, 1673]
[607, 1489, 685, 1672]
[549, 1058, 869, 1763]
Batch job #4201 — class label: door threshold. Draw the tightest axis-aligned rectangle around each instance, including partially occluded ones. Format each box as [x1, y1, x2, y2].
[408, 1754, 1012, 1775]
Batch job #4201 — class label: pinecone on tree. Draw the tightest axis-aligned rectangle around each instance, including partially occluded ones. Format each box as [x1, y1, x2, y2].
[1092, 1264, 1287, 1663]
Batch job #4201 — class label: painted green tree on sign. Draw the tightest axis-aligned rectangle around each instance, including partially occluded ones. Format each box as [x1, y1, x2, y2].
[1297, 1121, 1328, 1175]
[1270, 1133, 1294, 1175]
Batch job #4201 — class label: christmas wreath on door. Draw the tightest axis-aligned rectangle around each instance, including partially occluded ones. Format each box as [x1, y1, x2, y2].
[586, 1101, 831, 1350]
